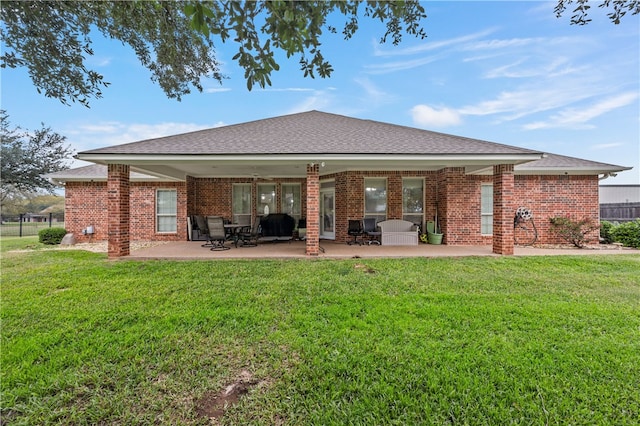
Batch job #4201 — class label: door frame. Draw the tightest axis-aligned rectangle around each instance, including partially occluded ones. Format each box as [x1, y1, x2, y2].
[319, 184, 335, 240]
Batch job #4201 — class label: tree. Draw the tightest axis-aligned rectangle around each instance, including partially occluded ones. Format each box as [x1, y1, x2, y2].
[555, 0, 639, 25]
[0, 1, 427, 107]
[0, 111, 74, 207]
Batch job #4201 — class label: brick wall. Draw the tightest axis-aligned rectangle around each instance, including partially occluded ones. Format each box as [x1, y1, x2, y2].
[492, 164, 515, 255]
[306, 164, 320, 255]
[65, 181, 108, 241]
[514, 175, 600, 244]
[107, 164, 130, 258]
[63, 171, 601, 247]
[130, 182, 188, 241]
[65, 180, 188, 242]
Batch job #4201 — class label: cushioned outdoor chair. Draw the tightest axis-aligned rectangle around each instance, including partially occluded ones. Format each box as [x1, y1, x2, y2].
[347, 219, 364, 245]
[363, 217, 381, 245]
[206, 216, 230, 251]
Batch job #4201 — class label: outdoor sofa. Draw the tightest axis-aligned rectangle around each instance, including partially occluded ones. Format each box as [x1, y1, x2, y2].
[377, 219, 419, 246]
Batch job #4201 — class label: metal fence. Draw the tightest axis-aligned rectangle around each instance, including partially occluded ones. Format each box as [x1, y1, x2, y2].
[0, 213, 65, 237]
[600, 203, 640, 223]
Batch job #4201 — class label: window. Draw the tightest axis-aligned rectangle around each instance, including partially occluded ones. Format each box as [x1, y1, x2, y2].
[481, 184, 493, 235]
[364, 178, 387, 223]
[403, 178, 424, 229]
[281, 183, 301, 221]
[232, 184, 252, 224]
[257, 183, 276, 216]
[156, 189, 177, 233]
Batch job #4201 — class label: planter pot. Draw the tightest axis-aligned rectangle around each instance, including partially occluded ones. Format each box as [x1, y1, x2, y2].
[427, 232, 443, 245]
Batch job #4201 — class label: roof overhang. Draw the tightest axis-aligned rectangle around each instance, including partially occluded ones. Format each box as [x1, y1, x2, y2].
[75, 153, 545, 181]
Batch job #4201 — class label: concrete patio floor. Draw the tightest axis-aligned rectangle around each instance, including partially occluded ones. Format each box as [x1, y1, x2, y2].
[126, 240, 639, 260]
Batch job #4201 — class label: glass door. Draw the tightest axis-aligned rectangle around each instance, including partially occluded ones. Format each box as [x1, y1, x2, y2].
[319, 187, 335, 239]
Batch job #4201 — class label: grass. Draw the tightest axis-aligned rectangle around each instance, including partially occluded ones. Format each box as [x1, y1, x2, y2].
[2, 240, 639, 425]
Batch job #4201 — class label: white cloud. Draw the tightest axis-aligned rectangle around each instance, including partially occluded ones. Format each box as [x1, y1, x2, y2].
[459, 79, 607, 122]
[364, 55, 442, 75]
[590, 142, 625, 150]
[205, 87, 232, 93]
[260, 87, 315, 92]
[372, 28, 497, 57]
[88, 56, 112, 67]
[64, 121, 222, 154]
[353, 77, 392, 105]
[462, 37, 541, 51]
[484, 57, 584, 79]
[411, 104, 462, 127]
[285, 91, 334, 114]
[523, 92, 639, 129]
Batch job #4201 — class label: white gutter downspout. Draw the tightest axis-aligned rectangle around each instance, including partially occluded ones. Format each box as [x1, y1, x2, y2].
[599, 172, 618, 181]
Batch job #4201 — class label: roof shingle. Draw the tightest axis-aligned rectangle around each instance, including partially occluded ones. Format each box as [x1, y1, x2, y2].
[79, 110, 541, 156]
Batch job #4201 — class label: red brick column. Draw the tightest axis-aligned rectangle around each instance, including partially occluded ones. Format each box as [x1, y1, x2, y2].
[306, 164, 320, 256]
[493, 164, 514, 255]
[108, 164, 130, 258]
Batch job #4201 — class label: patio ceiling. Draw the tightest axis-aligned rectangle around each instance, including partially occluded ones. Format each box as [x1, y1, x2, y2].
[79, 153, 544, 181]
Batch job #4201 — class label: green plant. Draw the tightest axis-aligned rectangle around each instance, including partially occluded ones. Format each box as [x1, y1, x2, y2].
[38, 227, 67, 245]
[600, 220, 617, 244]
[549, 216, 600, 248]
[611, 219, 640, 248]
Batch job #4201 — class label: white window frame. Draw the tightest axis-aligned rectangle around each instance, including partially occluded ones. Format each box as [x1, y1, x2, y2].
[156, 189, 177, 233]
[402, 178, 424, 230]
[232, 183, 252, 225]
[257, 183, 277, 216]
[364, 178, 387, 223]
[281, 183, 301, 221]
[481, 184, 493, 235]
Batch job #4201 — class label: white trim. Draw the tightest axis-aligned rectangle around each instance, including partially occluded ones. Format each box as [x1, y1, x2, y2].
[481, 184, 493, 235]
[364, 177, 388, 223]
[156, 189, 178, 234]
[77, 153, 545, 163]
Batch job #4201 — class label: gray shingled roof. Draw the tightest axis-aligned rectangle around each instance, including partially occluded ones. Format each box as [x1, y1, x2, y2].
[79, 110, 541, 156]
[44, 164, 162, 182]
[516, 153, 630, 172]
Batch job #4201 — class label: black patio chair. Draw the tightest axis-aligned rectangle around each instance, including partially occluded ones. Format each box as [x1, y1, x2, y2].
[206, 216, 230, 251]
[194, 215, 211, 247]
[236, 218, 261, 247]
[363, 217, 381, 245]
[347, 219, 364, 245]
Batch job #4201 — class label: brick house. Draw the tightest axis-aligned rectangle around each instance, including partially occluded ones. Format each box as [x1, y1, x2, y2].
[46, 111, 630, 258]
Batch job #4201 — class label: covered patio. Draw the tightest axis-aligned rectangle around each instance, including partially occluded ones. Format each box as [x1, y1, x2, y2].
[48, 111, 628, 260]
[123, 240, 636, 260]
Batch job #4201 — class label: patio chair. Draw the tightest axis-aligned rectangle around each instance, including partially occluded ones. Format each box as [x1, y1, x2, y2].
[297, 218, 307, 240]
[363, 217, 381, 245]
[194, 215, 211, 247]
[236, 218, 261, 247]
[347, 219, 364, 245]
[206, 216, 230, 251]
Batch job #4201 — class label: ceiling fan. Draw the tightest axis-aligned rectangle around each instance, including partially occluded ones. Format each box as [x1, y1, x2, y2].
[251, 172, 273, 181]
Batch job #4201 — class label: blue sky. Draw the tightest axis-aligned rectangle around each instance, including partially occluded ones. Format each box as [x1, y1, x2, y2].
[2, 1, 639, 184]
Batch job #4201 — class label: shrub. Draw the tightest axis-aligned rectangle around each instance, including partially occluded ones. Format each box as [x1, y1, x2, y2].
[611, 219, 640, 248]
[600, 220, 616, 244]
[549, 216, 599, 248]
[38, 227, 67, 245]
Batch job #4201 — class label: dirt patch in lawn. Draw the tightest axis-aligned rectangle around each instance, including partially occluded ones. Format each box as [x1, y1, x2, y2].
[194, 369, 265, 421]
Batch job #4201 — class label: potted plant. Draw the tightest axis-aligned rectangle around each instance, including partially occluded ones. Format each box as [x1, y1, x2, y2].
[427, 204, 443, 245]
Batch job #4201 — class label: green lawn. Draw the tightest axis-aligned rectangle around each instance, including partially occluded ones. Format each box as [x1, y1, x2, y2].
[2, 239, 639, 425]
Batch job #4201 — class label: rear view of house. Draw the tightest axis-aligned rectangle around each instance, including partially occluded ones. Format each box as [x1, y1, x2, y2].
[46, 111, 630, 258]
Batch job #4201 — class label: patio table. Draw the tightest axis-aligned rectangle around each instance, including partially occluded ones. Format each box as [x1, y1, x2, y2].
[224, 224, 248, 246]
